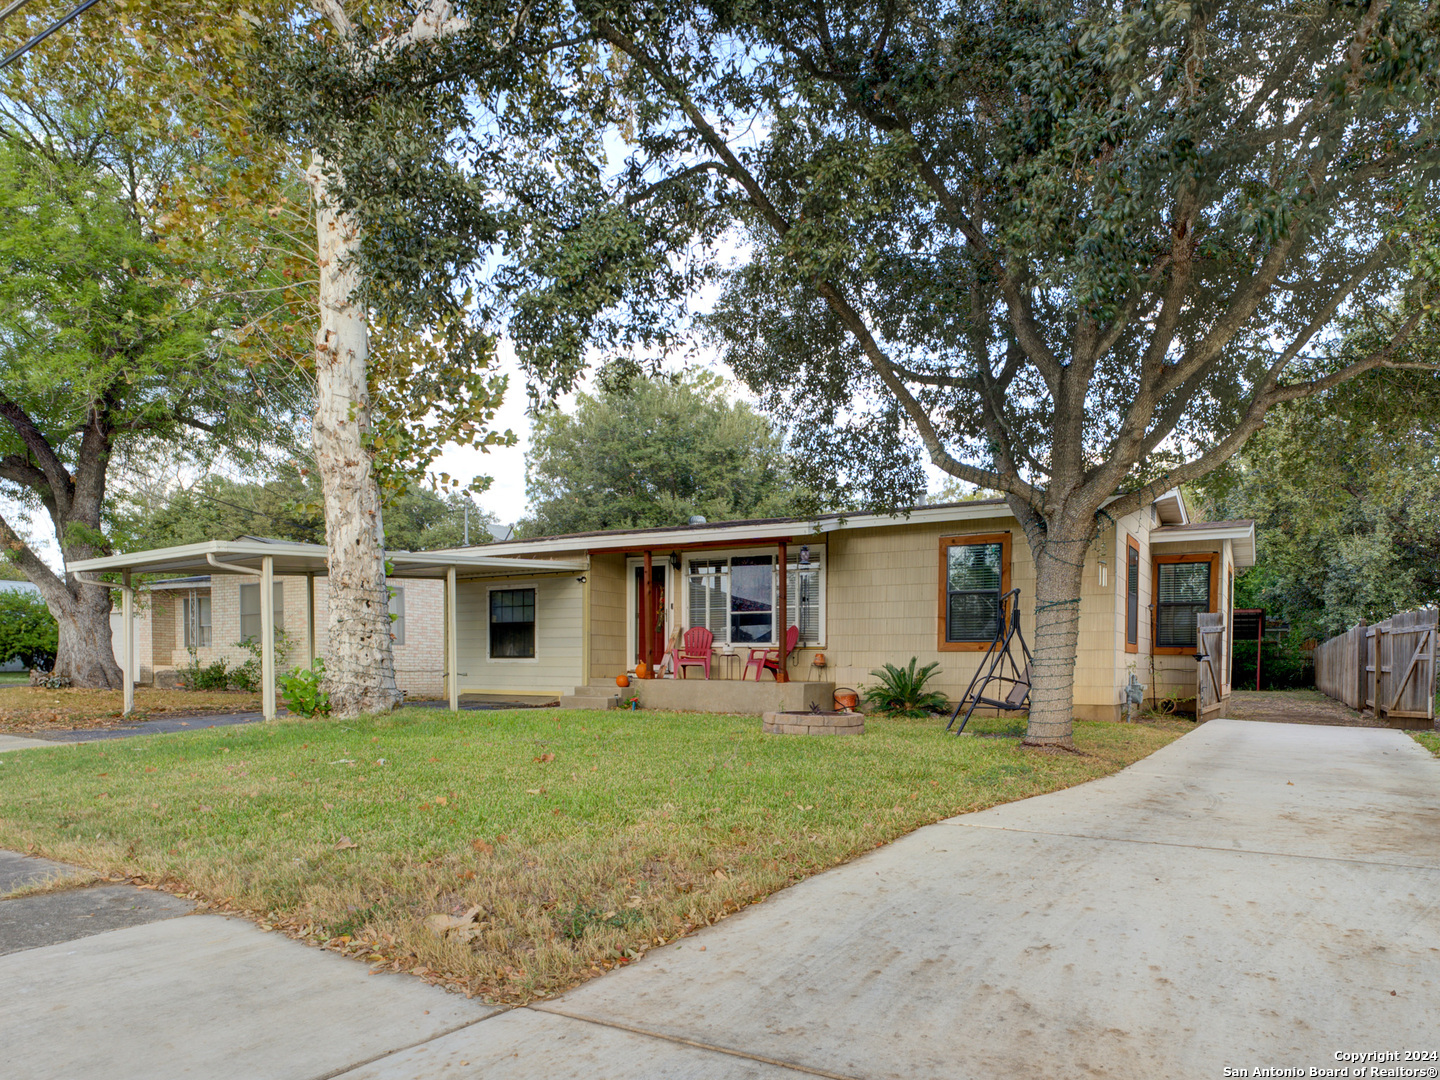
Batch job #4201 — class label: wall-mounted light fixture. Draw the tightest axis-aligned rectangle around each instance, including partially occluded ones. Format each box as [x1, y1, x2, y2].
[575, 576, 587, 584]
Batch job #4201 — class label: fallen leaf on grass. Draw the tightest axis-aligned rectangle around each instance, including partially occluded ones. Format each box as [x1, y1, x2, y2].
[534, 752, 555, 763]
[712, 869, 728, 880]
[333, 836, 359, 851]
[526, 788, 544, 795]
[470, 839, 493, 855]
[425, 904, 486, 944]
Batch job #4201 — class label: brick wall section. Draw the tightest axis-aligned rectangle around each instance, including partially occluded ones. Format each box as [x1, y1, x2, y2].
[133, 575, 445, 699]
[309, 577, 445, 698]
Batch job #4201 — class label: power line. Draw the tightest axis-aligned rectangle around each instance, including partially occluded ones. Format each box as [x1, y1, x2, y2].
[0, 0, 105, 70]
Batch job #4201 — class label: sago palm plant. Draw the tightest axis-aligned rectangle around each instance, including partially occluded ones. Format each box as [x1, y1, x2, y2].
[862, 657, 950, 718]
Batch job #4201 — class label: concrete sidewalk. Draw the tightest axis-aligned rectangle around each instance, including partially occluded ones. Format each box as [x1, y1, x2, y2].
[2, 720, 1435, 1078]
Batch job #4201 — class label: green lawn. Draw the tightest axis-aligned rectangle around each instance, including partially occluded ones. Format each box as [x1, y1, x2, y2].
[0, 672, 29, 685]
[0, 707, 1187, 1002]
[1412, 731, 1440, 757]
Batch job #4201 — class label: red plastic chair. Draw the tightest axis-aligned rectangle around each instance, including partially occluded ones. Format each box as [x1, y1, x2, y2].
[671, 626, 714, 679]
[743, 624, 800, 681]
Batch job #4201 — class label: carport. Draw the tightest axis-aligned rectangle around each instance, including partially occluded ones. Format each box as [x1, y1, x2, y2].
[69, 541, 587, 719]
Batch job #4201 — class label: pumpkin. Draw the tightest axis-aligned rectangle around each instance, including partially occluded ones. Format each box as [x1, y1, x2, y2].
[616, 674, 630, 688]
[635, 662, 649, 680]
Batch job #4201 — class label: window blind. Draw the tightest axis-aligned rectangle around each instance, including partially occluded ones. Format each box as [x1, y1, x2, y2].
[1155, 562, 1210, 647]
[946, 542, 1003, 641]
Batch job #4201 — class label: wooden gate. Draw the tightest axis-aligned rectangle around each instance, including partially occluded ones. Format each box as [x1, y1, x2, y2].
[1364, 609, 1437, 727]
[1196, 612, 1228, 721]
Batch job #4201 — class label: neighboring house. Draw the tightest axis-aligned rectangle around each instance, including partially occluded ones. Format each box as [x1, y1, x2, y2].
[126, 571, 444, 697]
[93, 489, 1254, 718]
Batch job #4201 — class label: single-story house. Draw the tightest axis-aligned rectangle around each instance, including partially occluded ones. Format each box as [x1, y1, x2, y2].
[73, 490, 1254, 722]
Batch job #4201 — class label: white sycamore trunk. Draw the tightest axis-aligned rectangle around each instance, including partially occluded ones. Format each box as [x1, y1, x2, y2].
[306, 155, 401, 717]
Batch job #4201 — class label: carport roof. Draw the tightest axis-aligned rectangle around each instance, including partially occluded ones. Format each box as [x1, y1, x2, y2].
[68, 539, 586, 581]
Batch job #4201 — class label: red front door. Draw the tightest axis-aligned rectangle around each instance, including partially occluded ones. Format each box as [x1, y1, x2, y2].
[635, 565, 667, 667]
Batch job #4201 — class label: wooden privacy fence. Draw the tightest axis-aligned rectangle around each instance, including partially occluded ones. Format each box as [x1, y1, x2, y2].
[1314, 621, 1368, 709]
[1314, 608, 1437, 724]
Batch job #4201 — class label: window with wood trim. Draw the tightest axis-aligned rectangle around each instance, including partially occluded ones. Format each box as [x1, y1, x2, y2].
[939, 533, 1011, 651]
[1153, 554, 1218, 653]
[1125, 535, 1140, 653]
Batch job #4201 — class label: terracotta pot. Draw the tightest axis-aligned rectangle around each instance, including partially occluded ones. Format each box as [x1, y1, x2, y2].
[813, 653, 827, 667]
[616, 674, 630, 688]
[833, 688, 859, 711]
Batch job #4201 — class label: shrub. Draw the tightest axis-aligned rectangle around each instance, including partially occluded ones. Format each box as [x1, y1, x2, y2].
[278, 657, 330, 718]
[862, 657, 950, 717]
[179, 650, 231, 691]
[0, 589, 58, 670]
[228, 630, 291, 692]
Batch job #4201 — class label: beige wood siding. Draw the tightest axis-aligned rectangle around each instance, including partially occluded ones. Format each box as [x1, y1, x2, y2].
[1148, 534, 1228, 703]
[587, 552, 628, 681]
[457, 575, 583, 696]
[823, 514, 1132, 716]
[1108, 508, 1153, 705]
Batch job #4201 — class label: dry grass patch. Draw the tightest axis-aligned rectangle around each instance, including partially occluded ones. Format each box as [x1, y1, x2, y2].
[0, 687, 260, 734]
[0, 708, 1189, 1002]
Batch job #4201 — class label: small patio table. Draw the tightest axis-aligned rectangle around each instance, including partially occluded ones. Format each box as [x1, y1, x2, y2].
[715, 647, 740, 680]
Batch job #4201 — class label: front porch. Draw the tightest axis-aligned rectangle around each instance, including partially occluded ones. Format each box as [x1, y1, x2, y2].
[562, 675, 837, 714]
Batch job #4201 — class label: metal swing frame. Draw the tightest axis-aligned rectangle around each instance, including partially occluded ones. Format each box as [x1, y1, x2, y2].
[946, 588, 1032, 735]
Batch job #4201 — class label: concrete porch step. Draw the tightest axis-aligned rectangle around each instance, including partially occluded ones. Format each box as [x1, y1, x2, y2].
[558, 689, 619, 710]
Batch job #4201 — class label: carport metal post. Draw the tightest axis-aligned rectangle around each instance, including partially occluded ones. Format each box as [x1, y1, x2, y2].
[122, 570, 134, 716]
[445, 566, 459, 712]
[306, 573, 316, 667]
[260, 555, 276, 721]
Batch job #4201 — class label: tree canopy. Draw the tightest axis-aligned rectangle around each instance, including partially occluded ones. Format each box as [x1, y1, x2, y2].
[0, 588, 58, 671]
[1204, 368, 1440, 642]
[519, 370, 805, 537]
[109, 467, 495, 554]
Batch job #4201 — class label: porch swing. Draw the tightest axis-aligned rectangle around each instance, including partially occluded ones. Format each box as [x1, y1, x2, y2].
[946, 588, 1032, 735]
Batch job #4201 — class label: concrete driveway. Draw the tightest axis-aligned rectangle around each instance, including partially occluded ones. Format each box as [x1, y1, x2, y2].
[3, 719, 1436, 1079]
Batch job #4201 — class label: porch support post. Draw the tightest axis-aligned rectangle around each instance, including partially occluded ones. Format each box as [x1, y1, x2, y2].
[122, 570, 134, 716]
[260, 555, 276, 721]
[306, 573, 316, 666]
[776, 541, 789, 682]
[446, 566, 460, 712]
[642, 549, 653, 675]
[1256, 610, 1263, 692]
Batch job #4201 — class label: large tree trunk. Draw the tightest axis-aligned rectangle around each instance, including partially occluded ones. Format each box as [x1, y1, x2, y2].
[50, 581, 123, 687]
[0, 510, 123, 688]
[1024, 539, 1089, 749]
[307, 155, 401, 718]
[1010, 492, 1099, 749]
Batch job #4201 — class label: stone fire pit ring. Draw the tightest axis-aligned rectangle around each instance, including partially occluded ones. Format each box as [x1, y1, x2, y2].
[762, 710, 864, 736]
